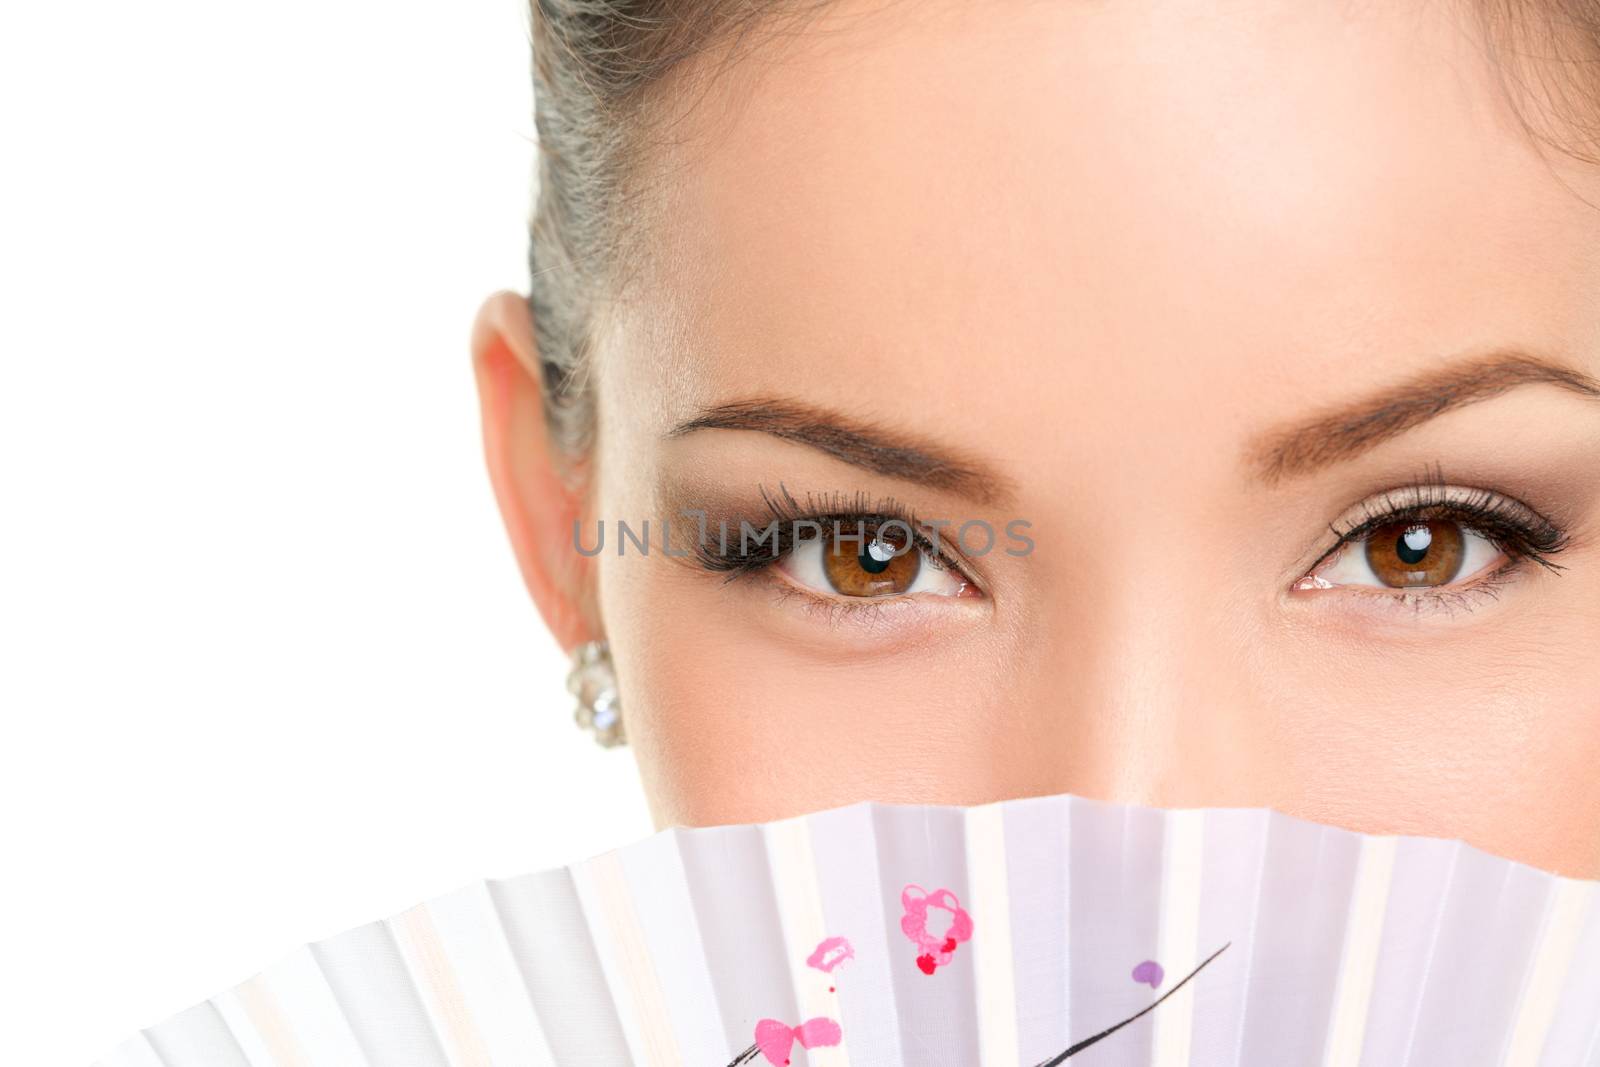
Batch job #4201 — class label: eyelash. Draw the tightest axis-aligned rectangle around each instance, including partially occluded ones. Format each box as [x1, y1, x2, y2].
[1307, 472, 1571, 608]
[688, 483, 978, 598]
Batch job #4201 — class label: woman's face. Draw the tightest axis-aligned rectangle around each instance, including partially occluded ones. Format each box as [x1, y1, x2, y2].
[478, 0, 1600, 876]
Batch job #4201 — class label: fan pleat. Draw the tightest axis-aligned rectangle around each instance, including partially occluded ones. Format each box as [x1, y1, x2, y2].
[1359, 836, 1463, 1064]
[876, 803, 983, 1063]
[1392, 844, 1571, 1062]
[93, 1030, 168, 1067]
[1235, 814, 1361, 1062]
[1221, 809, 1271, 1067]
[1149, 807, 1205, 1065]
[140, 1000, 254, 1065]
[963, 801, 1019, 1065]
[762, 814, 848, 1067]
[490, 866, 635, 1065]
[615, 827, 731, 1063]
[393, 881, 560, 1065]
[1527, 878, 1600, 1065]
[999, 795, 1074, 1060]
[677, 824, 798, 1058]
[809, 802, 908, 1065]
[1501, 876, 1595, 1065]
[307, 920, 451, 1065]
[1320, 831, 1398, 1065]
[1061, 797, 1166, 1067]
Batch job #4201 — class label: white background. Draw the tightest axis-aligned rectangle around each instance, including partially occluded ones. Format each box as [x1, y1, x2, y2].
[0, 3, 652, 1062]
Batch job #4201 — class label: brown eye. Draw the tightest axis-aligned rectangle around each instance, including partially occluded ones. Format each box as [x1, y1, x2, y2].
[1363, 520, 1465, 587]
[820, 523, 920, 597]
[774, 518, 974, 600]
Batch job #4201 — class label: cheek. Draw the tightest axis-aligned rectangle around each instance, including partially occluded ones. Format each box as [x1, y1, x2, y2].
[1260, 622, 1600, 878]
[612, 627, 1011, 827]
[600, 564, 1040, 826]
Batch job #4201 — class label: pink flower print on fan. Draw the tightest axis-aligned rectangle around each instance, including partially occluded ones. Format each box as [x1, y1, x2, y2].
[751, 1017, 842, 1065]
[806, 936, 854, 974]
[899, 885, 973, 975]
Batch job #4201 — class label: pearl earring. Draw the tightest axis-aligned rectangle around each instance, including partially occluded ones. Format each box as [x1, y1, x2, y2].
[567, 639, 624, 748]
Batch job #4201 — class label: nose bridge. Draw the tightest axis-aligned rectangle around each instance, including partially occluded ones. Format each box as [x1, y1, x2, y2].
[1022, 530, 1260, 808]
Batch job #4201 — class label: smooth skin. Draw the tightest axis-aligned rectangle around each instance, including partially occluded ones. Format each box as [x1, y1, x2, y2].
[473, 0, 1600, 877]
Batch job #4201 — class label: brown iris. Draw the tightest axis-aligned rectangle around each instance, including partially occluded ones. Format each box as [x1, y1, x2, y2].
[820, 523, 921, 596]
[1363, 520, 1465, 587]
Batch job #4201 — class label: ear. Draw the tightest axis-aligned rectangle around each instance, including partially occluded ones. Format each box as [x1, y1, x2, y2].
[470, 290, 598, 652]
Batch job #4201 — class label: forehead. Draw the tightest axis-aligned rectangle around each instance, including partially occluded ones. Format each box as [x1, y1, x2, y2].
[603, 0, 1600, 455]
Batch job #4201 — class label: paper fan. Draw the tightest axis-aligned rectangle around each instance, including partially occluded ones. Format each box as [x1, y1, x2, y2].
[95, 794, 1600, 1066]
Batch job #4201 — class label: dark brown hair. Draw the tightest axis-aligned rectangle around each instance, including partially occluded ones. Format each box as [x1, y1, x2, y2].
[526, 0, 1600, 465]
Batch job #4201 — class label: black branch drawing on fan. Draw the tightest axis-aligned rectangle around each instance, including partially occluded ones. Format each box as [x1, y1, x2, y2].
[1029, 941, 1232, 1065]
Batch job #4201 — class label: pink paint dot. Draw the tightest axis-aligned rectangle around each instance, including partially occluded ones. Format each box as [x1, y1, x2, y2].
[1132, 959, 1165, 988]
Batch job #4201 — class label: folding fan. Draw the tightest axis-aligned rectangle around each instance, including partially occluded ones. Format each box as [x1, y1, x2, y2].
[95, 793, 1600, 1066]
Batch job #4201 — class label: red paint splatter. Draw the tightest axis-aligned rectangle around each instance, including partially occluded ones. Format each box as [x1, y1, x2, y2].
[943, 937, 957, 954]
[828, 986, 835, 993]
[916, 954, 937, 975]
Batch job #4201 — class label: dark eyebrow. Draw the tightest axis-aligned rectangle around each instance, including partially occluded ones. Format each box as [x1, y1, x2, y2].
[1247, 350, 1600, 484]
[666, 397, 1014, 506]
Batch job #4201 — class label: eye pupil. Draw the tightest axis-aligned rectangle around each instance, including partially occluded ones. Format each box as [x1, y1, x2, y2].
[1396, 524, 1432, 565]
[859, 539, 895, 574]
